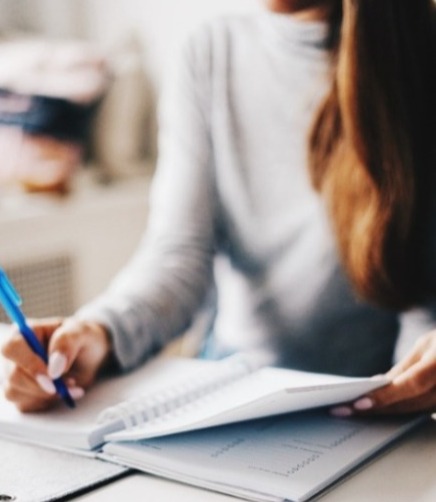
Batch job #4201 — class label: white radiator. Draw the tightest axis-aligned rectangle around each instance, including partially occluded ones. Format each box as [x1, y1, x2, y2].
[0, 174, 149, 321]
[0, 254, 75, 323]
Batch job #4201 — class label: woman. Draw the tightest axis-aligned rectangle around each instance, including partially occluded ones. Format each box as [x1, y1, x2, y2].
[2, 0, 436, 416]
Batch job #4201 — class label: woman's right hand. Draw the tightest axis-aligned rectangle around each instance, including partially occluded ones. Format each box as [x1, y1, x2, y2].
[1, 317, 113, 412]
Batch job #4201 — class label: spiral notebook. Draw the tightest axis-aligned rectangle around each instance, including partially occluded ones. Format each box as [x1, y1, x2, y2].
[0, 353, 389, 451]
[0, 353, 425, 502]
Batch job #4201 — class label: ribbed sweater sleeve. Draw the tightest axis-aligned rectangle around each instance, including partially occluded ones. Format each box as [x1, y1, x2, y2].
[75, 28, 215, 370]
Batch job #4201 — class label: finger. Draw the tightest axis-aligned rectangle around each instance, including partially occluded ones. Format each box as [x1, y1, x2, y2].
[1, 321, 74, 396]
[3, 365, 58, 410]
[332, 387, 436, 418]
[393, 351, 436, 391]
[27, 318, 64, 342]
[365, 359, 436, 409]
[47, 319, 92, 379]
[3, 364, 85, 412]
[1, 318, 64, 369]
[47, 320, 110, 387]
[1, 328, 49, 379]
[386, 346, 425, 380]
[37, 318, 107, 395]
[359, 390, 436, 415]
[3, 360, 55, 398]
[387, 335, 436, 380]
[9, 393, 56, 413]
[387, 354, 420, 380]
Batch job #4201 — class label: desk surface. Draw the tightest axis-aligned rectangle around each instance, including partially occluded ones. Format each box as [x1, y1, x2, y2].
[76, 420, 436, 502]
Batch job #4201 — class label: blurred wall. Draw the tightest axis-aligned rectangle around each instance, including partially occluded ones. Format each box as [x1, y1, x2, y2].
[0, 0, 262, 88]
[82, 0, 262, 86]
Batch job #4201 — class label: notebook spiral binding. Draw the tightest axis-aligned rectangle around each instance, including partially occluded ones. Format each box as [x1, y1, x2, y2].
[97, 352, 268, 430]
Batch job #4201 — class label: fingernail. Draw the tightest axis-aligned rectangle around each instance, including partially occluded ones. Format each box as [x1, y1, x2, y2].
[330, 406, 353, 417]
[68, 386, 85, 400]
[36, 374, 56, 395]
[48, 352, 67, 379]
[353, 397, 374, 411]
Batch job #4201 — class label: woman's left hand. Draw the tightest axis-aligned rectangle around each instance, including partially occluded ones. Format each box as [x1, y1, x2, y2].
[331, 331, 436, 417]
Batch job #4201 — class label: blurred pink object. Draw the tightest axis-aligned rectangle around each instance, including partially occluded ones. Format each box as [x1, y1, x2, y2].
[0, 38, 109, 193]
[0, 127, 82, 193]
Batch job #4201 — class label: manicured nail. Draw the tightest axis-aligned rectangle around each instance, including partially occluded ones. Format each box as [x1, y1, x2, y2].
[353, 397, 374, 411]
[330, 406, 353, 417]
[36, 374, 56, 395]
[48, 352, 67, 379]
[68, 386, 85, 400]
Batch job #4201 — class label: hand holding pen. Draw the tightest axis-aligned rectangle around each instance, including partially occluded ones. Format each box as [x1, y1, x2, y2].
[0, 268, 112, 412]
[0, 268, 76, 407]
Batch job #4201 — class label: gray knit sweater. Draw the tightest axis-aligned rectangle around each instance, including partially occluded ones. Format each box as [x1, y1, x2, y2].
[77, 12, 436, 376]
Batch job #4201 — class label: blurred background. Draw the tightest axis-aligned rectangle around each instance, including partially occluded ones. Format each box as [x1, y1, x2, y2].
[0, 0, 260, 323]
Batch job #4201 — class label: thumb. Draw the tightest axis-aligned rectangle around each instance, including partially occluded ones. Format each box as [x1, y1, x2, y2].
[47, 319, 87, 379]
[47, 318, 112, 388]
[47, 351, 69, 380]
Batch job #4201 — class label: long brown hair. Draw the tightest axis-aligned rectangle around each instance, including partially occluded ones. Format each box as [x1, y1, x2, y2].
[309, 0, 436, 309]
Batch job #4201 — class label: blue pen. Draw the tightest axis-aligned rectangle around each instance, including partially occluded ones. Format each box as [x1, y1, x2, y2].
[0, 268, 75, 408]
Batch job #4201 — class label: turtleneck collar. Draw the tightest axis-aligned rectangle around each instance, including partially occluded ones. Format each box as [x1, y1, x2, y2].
[257, 10, 330, 58]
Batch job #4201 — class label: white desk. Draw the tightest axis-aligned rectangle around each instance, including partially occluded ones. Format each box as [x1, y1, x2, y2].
[76, 420, 436, 502]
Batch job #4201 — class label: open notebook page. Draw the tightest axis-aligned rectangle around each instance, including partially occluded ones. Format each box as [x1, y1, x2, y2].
[0, 356, 211, 451]
[106, 367, 388, 441]
[102, 411, 424, 502]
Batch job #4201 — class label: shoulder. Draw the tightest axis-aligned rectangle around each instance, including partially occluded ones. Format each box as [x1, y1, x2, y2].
[180, 14, 262, 66]
[185, 14, 261, 45]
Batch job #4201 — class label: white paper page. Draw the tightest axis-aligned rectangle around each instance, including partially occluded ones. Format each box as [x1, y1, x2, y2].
[101, 455, 283, 502]
[103, 411, 423, 502]
[107, 367, 388, 441]
[0, 356, 210, 449]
